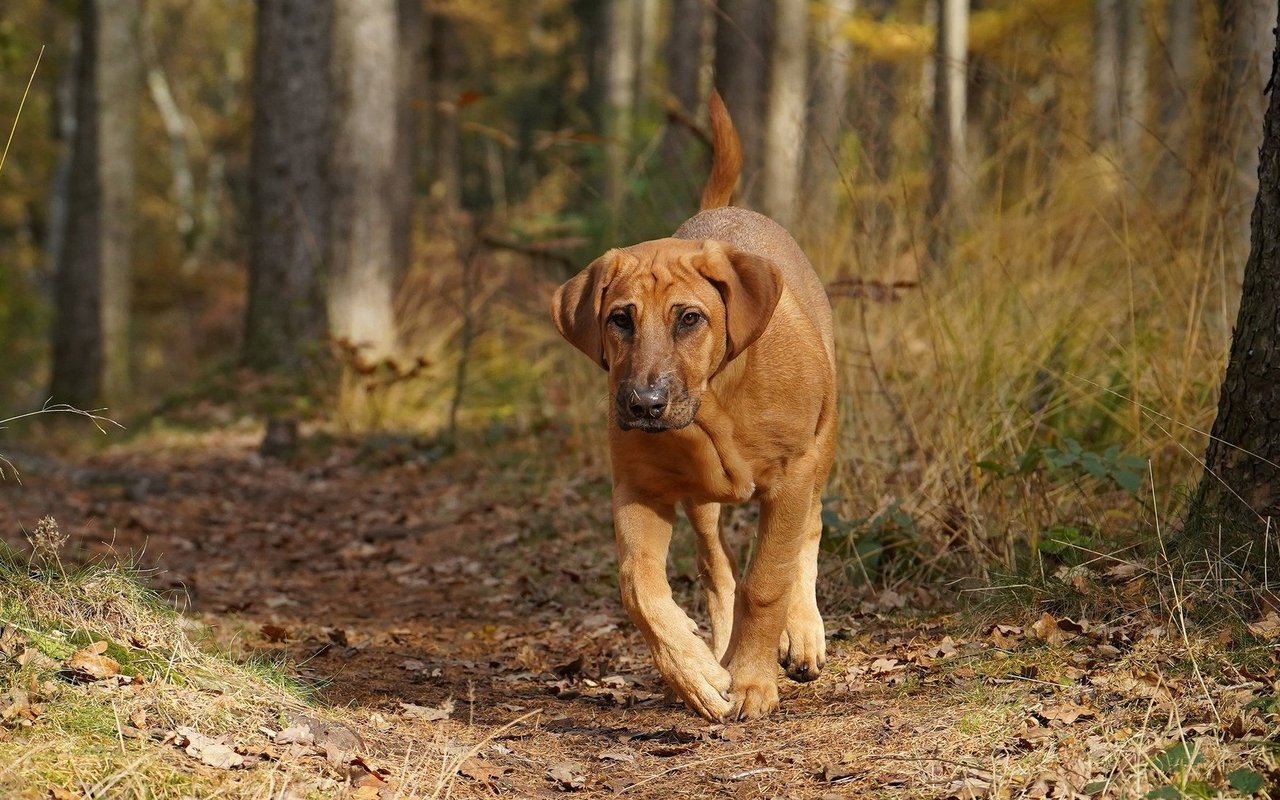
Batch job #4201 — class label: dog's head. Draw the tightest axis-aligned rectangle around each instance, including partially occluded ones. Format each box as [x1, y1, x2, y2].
[551, 239, 782, 432]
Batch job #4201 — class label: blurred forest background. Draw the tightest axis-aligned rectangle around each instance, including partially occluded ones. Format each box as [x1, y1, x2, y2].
[1, 0, 1276, 576]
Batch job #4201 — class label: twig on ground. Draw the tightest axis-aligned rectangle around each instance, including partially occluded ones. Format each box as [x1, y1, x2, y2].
[619, 748, 764, 795]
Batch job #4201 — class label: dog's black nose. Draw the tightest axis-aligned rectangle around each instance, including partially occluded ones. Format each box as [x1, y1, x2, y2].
[627, 386, 668, 419]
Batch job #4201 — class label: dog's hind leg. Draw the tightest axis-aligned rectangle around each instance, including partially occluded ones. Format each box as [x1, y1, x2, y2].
[684, 499, 737, 661]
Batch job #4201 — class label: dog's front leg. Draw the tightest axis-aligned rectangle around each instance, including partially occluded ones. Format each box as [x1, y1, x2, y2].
[614, 489, 734, 720]
[722, 475, 818, 720]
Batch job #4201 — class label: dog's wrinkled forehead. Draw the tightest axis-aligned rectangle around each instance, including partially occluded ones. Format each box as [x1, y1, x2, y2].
[603, 241, 716, 309]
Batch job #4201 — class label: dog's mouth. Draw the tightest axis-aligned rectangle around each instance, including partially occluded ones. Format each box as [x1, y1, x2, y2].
[617, 415, 692, 433]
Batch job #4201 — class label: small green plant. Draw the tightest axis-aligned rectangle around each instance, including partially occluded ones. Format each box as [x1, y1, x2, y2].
[976, 437, 1147, 496]
[821, 498, 919, 584]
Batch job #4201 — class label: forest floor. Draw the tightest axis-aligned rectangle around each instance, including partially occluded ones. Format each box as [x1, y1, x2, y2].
[1, 424, 1278, 799]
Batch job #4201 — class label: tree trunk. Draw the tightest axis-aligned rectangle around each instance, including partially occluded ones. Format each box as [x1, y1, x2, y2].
[242, 0, 332, 374]
[1092, 0, 1147, 170]
[50, 0, 140, 406]
[659, 0, 709, 215]
[762, 0, 809, 228]
[604, 0, 638, 213]
[392, 0, 425, 278]
[857, 0, 897, 246]
[926, 0, 970, 268]
[1204, 0, 1279, 267]
[1118, 0, 1147, 169]
[51, 0, 103, 406]
[1092, 0, 1120, 147]
[427, 11, 463, 213]
[636, 0, 661, 117]
[714, 0, 771, 208]
[98, 0, 140, 400]
[329, 0, 400, 361]
[1155, 0, 1195, 191]
[1192, 6, 1280, 534]
[803, 0, 856, 233]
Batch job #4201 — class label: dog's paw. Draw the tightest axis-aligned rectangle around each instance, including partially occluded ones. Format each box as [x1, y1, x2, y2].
[654, 646, 734, 721]
[725, 661, 779, 720]
[778, 605, 826, 683]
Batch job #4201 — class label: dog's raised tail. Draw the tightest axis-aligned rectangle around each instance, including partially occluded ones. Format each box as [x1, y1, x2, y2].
[699, 90, 742, 211]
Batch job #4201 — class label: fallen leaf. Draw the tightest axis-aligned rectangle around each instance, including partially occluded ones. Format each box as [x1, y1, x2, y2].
[1040, 703, 1097, 726]
[1247, 611, 1280, 640]
[989, 624, 1024, 649]
[65, 642, 121, 681]
[597, 748, 636, 763]
[819, 761, 860, 783]
[458, 757, 505, 782]
[0, 689, 43, 726]
[260, 624, 290, 642]
[546, 761, 587, 790]
[198, 742, 245, 769]
[399, 698, 453, 721]
[1018, 725, 1054, 747]
[174, 727, 245, 770]
[1030, 613, 1063, 645]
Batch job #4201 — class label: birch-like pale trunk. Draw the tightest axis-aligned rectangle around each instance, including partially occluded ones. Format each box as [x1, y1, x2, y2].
[804, 0, 857, 232]
[330, 0, 400, 360]
[98, 0, 141, 400]
[762, 0, 809, 228]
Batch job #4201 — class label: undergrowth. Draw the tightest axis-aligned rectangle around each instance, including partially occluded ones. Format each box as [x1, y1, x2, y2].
[0, 536, 317, 799]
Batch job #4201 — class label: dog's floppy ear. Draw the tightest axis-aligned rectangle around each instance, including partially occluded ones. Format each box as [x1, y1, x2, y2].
[698, 242, 783, 361]
[551, 251, 620, 370]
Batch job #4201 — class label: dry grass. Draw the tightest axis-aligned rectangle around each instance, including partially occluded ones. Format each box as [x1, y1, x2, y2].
[0, 539, 495, 799]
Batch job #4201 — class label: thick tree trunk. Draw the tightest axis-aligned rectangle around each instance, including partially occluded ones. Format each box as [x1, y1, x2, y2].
[329, 0, 400, 360]
[1206, 0, 1279, 266]
[714, 0, 771, 208]
[926, 0, 970, 268]
[51, 0, 103, 406]
[242, 0, 332, 374]
[803, 0, 856, 233]
[50, 0, 140, 406]
[762, 0, 809, 228]
[1192, 8, 1280, 534]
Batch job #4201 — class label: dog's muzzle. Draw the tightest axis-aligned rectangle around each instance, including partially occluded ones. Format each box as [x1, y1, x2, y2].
[615, 381, 697, 432]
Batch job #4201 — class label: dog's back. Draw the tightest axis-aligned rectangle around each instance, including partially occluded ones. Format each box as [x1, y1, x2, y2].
[673, 93, 834, 366]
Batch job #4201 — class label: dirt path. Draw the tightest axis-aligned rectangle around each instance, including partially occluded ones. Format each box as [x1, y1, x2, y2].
[1, 430, 1262, 798]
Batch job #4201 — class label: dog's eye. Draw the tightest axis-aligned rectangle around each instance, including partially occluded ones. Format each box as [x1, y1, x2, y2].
[608, 311, 632, 331]
[679, 310, 702, 328]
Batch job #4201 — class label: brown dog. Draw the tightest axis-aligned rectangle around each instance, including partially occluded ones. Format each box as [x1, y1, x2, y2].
[551, 92, 836, 721]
